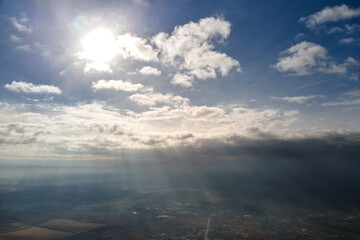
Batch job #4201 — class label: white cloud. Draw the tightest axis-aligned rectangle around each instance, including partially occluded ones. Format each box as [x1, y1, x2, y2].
[74, 17, 242, 83]
[84, 62, 112, 73]
[294, 33, 306, 41]
[299, 4, 360, 30]
[322, 90, 360, 106]
[152, 17, 241, 81]
[129, 91, 189, 107]
[139, 66, 161, 75]
[271, 95, 323, 104]
[10, 35, 22, 43]
[345, 90, 360, 97]
[0, 99, 300, 157]
[326, 24, 360, 34]
[345, 24, 360, 34]
[14, 44, 31, 51]
[322, 99, 360, 107]
[345, 57, 360, 66]
[133, 0, 148, 6]
[117, 33, 158, 61]
[9, 17, 33, 32]
[171, 73, 194, 87]
[273, 41, 347, 76]
[170, 106, 225, 119]
[339, 38, 355, 44]
[4, 81, 61, 95]
[92, 79, 144, 92]
[349, 72, 359, 81]
[326, 26, 344, 34]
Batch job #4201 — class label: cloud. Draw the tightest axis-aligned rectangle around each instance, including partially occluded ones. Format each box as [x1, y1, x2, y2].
[152, 17, 241, 81]
[294, 33, 306, 41]
[339, 38, 355, 44]
[273, 41, 347, 76]
[129, 92, 189, 106]
[171, 73, 194, 87]
[84, 62, 112, 73]
[345, 90, 360, 97]
[299, 4, 360, 30]
[74, 17, 241, 83]
[132, 0, 148, 6]
[0, 100, 301, 157]
[271, 95, 324, 104]
[345, 24, 360, 34]
[9, 17, 33, 33]
[92, 79, 144, 92]
[349, 73, 359, 81]
[139, 66, 161, 75]
[322, 90, 360, 106]
[326, 26, 344, 34]
[14, 44, 31, 51]
[170, 106, 225, 119]
[117, 33, 158, 61]
[322, 99, 360, 107]
[10, 35, 22, 43]
[4, 81, 62, 95]
[326, 24, 360, 34]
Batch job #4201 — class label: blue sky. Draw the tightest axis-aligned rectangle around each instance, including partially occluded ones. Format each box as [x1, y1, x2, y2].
[0, 0, 360, 159]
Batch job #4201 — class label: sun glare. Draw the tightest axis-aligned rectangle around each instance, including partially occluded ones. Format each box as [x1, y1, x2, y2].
[81, 28, 116, 62]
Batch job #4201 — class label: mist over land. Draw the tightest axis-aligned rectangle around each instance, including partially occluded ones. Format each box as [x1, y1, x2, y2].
[1, 133, 360, 239]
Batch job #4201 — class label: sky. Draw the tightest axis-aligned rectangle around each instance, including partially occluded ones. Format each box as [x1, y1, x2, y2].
[0, 0, 360, 160]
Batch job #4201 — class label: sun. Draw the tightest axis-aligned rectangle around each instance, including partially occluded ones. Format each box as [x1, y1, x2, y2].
[81, 28, 116, 62]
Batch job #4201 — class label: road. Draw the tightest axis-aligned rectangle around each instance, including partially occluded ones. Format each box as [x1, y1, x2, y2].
[204, 216, 211, 240]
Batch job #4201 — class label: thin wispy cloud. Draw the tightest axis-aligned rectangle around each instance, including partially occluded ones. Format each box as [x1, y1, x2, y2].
[4, 81, 61, 95]
[300, 4, 360, 30]
[271, 95, 324, 104]
[9, 17, 33, 33]
[92, 79, 144, 92]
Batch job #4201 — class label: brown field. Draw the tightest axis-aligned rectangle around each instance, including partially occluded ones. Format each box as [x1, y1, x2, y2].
[40, 219, 104, 233]
[0, 223, 30, 233]
[0, 226, 73, 240]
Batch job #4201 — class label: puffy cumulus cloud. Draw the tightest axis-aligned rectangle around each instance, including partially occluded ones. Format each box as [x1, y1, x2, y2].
[75, 17, 241, 84]
[92, 79, 144, 92]
[129, 92, 189, 106]
[152, 17, 241, 80]
[0, 100, 300, 158]
[4, 81, 61, 95]
[117, 33, 158, 61]
[9, 17, 33, 33]
[299, 4, 360, 30]
[271, 95, 324, 104]
[273, 41, 348, 76]
[139, 66, 161, 75]
[171, 73, 194, 87]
